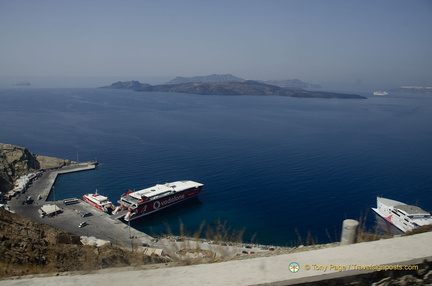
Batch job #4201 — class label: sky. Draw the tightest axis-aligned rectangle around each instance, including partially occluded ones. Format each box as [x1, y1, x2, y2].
[0, 0, 431, 86]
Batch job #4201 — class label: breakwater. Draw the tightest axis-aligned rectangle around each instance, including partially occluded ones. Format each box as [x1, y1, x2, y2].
[38, 162, 98, 201]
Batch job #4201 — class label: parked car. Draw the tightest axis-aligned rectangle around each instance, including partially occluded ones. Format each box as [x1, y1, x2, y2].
[81, 212, 92, 218]
[79, 221, 88, 228]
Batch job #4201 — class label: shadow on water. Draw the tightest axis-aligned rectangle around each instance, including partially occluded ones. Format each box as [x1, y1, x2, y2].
[371, 213, 403, 236]
[129, 198, 204, 235]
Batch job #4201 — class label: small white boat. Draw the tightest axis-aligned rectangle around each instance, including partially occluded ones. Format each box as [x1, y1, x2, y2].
[83, 190, 114, 213]
[372, 197, 432, 232]
[373, 91, 388, 96]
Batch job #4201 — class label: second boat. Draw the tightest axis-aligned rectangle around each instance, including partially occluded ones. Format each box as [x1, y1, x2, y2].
[115, 180, 203, 221]
[372, 197, 432, 232]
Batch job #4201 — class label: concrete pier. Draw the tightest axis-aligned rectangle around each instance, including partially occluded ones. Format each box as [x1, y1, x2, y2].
[39, 162, 97, 201]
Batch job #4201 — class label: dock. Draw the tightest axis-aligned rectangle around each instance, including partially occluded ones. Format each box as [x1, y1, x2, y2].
[5, 161, 154, 250]
[39, 162, 98, 201]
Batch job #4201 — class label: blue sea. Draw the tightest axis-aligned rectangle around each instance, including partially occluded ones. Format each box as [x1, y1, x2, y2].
[1, 85, 431, 246]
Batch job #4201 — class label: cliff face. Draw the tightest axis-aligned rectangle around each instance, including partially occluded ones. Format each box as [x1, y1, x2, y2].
[0, 143, 72, 192]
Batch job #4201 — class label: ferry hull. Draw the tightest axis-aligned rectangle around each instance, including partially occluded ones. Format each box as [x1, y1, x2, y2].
[372, 197, 432, 233]
[372, 207, 405, 233]
[121, 184, 202, 221]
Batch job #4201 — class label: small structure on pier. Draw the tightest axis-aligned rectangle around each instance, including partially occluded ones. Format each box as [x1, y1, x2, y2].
[39, 204, 61, 217]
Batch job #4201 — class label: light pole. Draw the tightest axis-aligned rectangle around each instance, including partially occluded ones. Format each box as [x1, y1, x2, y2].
[75, 145, 79, 163]
[128, 219, 134, 251]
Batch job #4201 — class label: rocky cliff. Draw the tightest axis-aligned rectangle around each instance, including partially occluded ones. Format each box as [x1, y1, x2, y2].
[0, 143, 72, 192]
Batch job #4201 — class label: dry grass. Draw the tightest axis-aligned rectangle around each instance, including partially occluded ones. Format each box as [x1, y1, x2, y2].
[157, 219, 264, 265]
[402, 224, 432, 236]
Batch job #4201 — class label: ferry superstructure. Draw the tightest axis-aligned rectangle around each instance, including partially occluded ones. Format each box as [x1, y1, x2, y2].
[372, 197, 432, 232]
[115, 180, 203, 221]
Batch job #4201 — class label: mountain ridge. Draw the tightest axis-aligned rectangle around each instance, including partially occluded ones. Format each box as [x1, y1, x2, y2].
[165, 74, 244, 85]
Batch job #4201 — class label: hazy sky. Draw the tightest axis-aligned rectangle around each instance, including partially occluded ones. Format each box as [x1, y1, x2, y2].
[1, 0, 431, 86]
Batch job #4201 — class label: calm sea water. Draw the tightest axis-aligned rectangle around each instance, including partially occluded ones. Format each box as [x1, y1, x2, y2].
[1, 86, 431, 245]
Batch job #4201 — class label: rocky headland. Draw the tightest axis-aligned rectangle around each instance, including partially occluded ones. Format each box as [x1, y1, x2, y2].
[0, 143, 72, 193]
[101, 78, 365, 99]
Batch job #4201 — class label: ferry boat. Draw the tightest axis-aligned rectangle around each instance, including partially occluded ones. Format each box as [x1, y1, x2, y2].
[115, 180, 203, 221]
[372, 197, 432, 232]
[373, 91, 388, 96]
[82, 190, 115, 213]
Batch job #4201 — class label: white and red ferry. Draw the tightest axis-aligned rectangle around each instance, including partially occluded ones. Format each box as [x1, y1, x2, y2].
[115, 180, 203, 221]
[372, 197, 432, 232]
[83, 190, 115, 213]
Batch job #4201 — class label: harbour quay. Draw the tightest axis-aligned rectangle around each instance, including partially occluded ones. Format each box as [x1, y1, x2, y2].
[5, 161, 154, 250]
[4, 162, 277, 257]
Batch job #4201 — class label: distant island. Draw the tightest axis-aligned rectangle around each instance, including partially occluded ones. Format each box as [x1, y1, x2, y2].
[13, 81, 31, 86]
[100, 74, 365, 99]
[390, 86, 432, 94]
